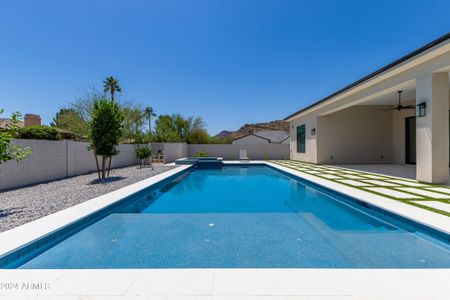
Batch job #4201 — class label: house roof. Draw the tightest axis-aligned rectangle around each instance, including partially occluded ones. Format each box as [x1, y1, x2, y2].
[284, 32, 450, 121]
[233, 133, 271, 143]
[254, 130, 289, 143]
[0, 118, 24, 129]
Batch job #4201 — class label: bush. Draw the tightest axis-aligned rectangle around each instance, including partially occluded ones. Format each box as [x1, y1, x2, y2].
[15, 126, 61, 140]
[194, 150, 208, 157]
[136, 147, 151, 159]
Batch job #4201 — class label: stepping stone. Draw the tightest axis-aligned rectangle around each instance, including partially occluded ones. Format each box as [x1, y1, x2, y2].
[340, 175, 366, 180]
[365, 187, 423, 199]
[322, 170, 340, 174]
[305, 170, 322, 174]
[336, 179, 373, 187]
[425, 187, 450, 195]
[320, 174, 343, 180]
[361, 180, 399, 187]
[340, 170, 360, 174]
[361, 174, 389, 180]
[387, 180, 428, 187]
[396, 188, 450, 199]
[411, 201, 450, 213]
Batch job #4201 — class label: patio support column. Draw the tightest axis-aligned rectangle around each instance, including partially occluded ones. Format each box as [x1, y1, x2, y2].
[415, 72, 449, 183]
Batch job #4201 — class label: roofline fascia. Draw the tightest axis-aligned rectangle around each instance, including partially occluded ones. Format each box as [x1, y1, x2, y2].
[285, 32, 450, 122]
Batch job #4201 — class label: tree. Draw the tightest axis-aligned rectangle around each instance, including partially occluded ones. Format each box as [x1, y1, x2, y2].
[0, 109, 32, 165]
[153, 114, 209, 144]
[88, 99, 124, 179]
[184, 116, 209, 144]
[143, 106, 156, 134]
[103, 76, 121, 103]
[50, 108, 87, 135]
[154, 114, 182, 142]
[122, 103, 145, 143]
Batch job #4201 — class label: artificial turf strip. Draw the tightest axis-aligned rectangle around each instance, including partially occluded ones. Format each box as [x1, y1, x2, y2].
[270, 160, 450, 218]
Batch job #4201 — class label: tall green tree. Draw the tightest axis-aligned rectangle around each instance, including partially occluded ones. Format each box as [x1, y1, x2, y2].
[143, 106, 156, 133]
[153, 114, 209, 144]
[122, 103, 145, 143]
[88, 99, 124, 179]
[50, 108, 87, 135]
[103, 76, 121, 103]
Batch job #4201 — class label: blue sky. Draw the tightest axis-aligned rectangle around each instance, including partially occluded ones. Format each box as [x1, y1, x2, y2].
[1, 0, 449, 135]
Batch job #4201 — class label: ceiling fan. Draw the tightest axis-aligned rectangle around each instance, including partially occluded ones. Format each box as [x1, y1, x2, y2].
[380, 91, 415, 111]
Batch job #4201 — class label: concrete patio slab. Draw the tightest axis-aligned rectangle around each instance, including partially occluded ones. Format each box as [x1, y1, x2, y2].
[397, 188, 450, 199]
[364, 187, 423, 199]
[412, 201, 450, 213]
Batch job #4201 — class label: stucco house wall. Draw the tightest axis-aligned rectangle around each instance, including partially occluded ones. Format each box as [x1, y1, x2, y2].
[289, 115, 317, 163]
[316, 106, 393, 164]
[232, 135, 269, 145]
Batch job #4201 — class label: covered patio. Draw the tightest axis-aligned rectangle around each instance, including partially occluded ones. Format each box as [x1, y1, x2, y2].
[287, 34, 450, 184]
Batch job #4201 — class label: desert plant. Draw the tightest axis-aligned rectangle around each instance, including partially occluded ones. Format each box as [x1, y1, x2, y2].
[88, 98, 124, 179]
[194, 150, 208, 157]
[0, 109, 32, 164]
[135, 147, 151, 168]
[15, 126, 61, 140]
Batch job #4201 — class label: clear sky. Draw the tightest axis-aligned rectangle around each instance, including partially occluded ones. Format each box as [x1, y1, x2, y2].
[1, 0, 449, 135]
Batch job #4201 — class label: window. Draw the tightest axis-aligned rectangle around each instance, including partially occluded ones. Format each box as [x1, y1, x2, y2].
[296, 125, 306, 153]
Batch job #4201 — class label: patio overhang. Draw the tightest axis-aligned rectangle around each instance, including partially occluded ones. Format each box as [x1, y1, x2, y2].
[286, 33, 450, 184]
[285, 32, 450, 122]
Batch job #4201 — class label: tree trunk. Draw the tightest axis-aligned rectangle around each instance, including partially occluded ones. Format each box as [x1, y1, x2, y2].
[101, 156, 106, 179]
[107, 156, 112, 177]
[94, 151, 101, 180]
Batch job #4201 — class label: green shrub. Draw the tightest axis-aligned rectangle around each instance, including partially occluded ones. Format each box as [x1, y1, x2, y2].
[15, 126, 61, 140]
[136, 147, 151, 159]
[194, 150, 208, 157]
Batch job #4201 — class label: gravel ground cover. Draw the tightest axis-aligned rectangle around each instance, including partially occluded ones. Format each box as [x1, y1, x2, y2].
[0, 164, 175, 232]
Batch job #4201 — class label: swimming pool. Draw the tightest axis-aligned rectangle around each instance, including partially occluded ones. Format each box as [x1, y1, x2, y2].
[4, 165, 450, 268]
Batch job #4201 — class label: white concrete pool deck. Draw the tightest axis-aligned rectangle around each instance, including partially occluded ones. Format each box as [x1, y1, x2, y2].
[1, 161, 450, 298]
[1, 268, 450, 299]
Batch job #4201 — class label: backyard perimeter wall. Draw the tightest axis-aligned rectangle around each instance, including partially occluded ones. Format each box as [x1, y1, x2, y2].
[0, 140, 289, 190]
[188, 144, 289, 160]
[0, 139, 140, 190]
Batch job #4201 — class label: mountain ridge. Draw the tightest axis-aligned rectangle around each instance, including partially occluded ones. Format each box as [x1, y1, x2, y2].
[214, 120, 289, 140]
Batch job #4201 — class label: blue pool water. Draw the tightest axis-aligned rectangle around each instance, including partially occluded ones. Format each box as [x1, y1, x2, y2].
[10, 165, 450, 268]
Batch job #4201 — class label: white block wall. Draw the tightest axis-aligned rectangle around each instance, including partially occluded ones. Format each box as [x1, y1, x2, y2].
[0, 139, 141, 190]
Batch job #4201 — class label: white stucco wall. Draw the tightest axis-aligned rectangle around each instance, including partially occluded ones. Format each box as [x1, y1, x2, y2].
[316, 106, 393, 164]
[0, 140, 140, 190]
[289, 115, 317, 163]
[188, 144, 289, 160]
[232, 135, 269, 145]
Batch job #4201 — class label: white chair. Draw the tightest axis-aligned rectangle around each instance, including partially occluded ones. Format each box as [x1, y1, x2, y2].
[239, 149, 249, 162]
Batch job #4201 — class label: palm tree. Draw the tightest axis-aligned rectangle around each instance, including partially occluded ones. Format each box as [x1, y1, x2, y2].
[143, 106, 156, 133]
[103, 76, 122, 102]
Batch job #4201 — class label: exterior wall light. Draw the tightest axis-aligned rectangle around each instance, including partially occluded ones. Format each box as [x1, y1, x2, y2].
[416, 102, 426, 117]
[311, 128, 316, 135]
